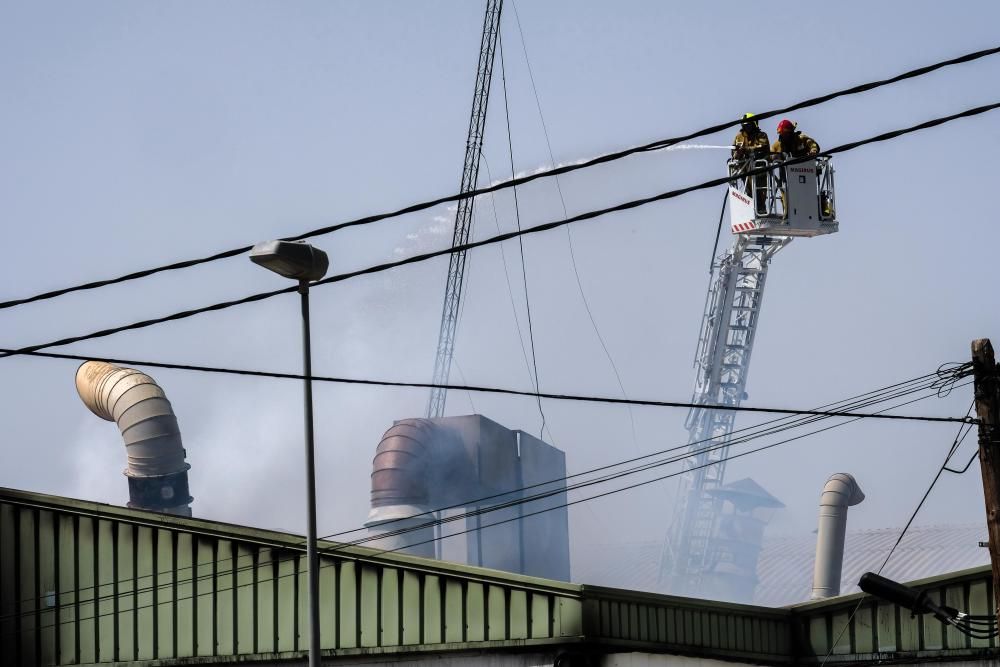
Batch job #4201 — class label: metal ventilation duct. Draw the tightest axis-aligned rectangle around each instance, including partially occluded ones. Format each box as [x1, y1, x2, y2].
[365, 415, 570, 580]
[75, 361, 192, 516]
[811, 472, 864, 599]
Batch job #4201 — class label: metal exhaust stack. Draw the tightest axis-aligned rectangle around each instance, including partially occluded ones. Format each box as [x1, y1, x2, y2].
[811, 472, 864, 599]
[75, 361, 193, 516]
[364, 419, 458, 558]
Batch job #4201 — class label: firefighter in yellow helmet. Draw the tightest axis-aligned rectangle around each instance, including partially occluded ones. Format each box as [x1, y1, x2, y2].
[731, 113, 770, 214]
[771, 119, 820, 157]
[732, 113, 770, 160]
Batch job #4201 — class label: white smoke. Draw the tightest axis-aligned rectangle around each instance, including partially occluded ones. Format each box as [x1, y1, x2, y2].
[392, 143, 734, 257]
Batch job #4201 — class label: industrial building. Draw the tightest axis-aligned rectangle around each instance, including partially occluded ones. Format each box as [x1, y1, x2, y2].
[0, 486, 997, 666]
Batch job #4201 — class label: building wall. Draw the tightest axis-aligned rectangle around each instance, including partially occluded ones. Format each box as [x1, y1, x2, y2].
[0, 494, 583, 666]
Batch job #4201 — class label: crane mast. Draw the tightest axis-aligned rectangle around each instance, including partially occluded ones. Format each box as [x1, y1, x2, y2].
[661, 156, 839, 595]
[427, 0, 504, 419]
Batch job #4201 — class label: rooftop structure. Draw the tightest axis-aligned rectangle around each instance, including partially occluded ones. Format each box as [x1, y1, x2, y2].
[0, 487, 995, 666]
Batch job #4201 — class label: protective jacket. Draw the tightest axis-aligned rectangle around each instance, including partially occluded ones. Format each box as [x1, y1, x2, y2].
[732, 128, 770, 159]
[772, 131, 820, 158]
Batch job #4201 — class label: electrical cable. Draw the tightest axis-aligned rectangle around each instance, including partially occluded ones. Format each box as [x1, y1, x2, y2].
[479, 150, 542, 391]
[498, 27, 548, 441]
[3, 347, 975, 425]
[708, 189, 728, 274]
[339, 372, 971, 551]
[0, 365, 966, 610]
[0, 363, 973, 614]
[347, 381, 970, 553]
[510, 0, 639, 452]
[0, 368, 970, 626]
[334, 369, 962, 546]
[944, 448, 979, 475]
[3, 102, 998, 362]
[819, 402, 980, 665]
[1, 380, 964, 633]
[374, 384, 969, 558]
[942, 422, 977, 474]
[0, 365, 958, 613]
[876, 403, 976, 573]
[3, 44, 997, 312]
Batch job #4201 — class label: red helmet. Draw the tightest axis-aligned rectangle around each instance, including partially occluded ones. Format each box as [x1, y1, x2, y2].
[777, 119, 795, 134]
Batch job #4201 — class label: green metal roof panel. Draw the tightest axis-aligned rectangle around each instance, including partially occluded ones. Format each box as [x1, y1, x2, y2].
[2, 486, 999, 666]
[789, 564, 997, 662]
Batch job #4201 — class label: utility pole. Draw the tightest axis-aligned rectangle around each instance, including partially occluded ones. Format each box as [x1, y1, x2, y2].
[972, 338, 1000, 613]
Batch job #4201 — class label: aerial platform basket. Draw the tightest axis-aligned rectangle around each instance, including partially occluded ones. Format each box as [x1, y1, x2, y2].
[728, 156, 838, 238]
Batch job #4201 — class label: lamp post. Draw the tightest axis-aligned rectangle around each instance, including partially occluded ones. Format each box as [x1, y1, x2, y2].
[250, 240, 329, 667]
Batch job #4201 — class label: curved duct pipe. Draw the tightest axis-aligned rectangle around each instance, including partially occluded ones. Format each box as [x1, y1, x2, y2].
[811, 472, 865, 599]
[75, 361, 192, 516]
[364, 418, 468, 557]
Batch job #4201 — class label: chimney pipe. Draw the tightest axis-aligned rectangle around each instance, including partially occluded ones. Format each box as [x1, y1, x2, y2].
[75, 361, 192, 516]
[811, 472, 864, 599]
[364, 418, 466, 557]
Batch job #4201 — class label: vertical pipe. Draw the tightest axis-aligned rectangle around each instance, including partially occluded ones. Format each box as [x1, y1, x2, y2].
[811, 473, 865, 599]
[300, 281, 321, 666]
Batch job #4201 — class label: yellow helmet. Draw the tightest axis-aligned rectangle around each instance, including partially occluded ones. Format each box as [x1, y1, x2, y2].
[742, 112, 755, 120]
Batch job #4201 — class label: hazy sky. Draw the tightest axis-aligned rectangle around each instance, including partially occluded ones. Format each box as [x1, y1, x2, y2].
[1, 1, 999, 601]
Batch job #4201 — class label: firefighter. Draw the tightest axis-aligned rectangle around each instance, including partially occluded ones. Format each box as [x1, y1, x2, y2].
[732, 113, 770, 161]
[731, 113, 770, 214]
[771, 119, 820, 157]
[772, 120, 830, 218]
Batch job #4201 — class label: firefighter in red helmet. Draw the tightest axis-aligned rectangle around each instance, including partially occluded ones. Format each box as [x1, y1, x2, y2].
[771, 119, 820, 158]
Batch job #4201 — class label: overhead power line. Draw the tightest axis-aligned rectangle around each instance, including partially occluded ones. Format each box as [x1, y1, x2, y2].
[375, 384, 973, 558]
[0, 366, 948, 613]
[5, 347, 975, 424]
[340, 381, 971, 554]
[819, 402, 979, 666]
[498, 27, 548, 440]
[2, 45, 998, 312]
[0, 372, 967, 629]
[2, 101, 998, 362]
[509, 0, 638, 451]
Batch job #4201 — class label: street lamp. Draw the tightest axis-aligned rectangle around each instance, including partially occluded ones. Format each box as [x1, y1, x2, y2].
[250, 240, 329, 667]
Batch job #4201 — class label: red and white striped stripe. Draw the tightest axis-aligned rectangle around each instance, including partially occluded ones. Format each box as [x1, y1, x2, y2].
[731, 220, 757, 233]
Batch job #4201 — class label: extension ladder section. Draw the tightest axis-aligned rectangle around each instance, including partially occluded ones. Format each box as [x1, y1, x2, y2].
[661, 235, 788, 593]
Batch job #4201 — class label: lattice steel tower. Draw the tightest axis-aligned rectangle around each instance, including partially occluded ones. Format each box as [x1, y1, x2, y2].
[427, 0, 504, 419]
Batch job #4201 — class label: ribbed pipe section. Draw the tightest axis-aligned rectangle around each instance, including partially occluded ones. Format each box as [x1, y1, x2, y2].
[364, 419, 464, 557]
[75, 361, 192, 516]
[811, 472, 864, 599]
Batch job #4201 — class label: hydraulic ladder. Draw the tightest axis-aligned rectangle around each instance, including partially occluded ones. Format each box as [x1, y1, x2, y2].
[660, 234, 789, 594]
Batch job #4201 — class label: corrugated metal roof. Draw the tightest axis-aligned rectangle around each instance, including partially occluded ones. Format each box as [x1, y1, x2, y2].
[0, 487, 791, 665]
[572, 524, 989, 607]
[755, 524, 989, 606]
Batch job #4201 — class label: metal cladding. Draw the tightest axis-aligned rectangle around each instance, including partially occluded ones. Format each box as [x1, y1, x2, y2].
[811, 472, 865, 600]
[74, 361, 192, 516]
[365, 415, 570, 581]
